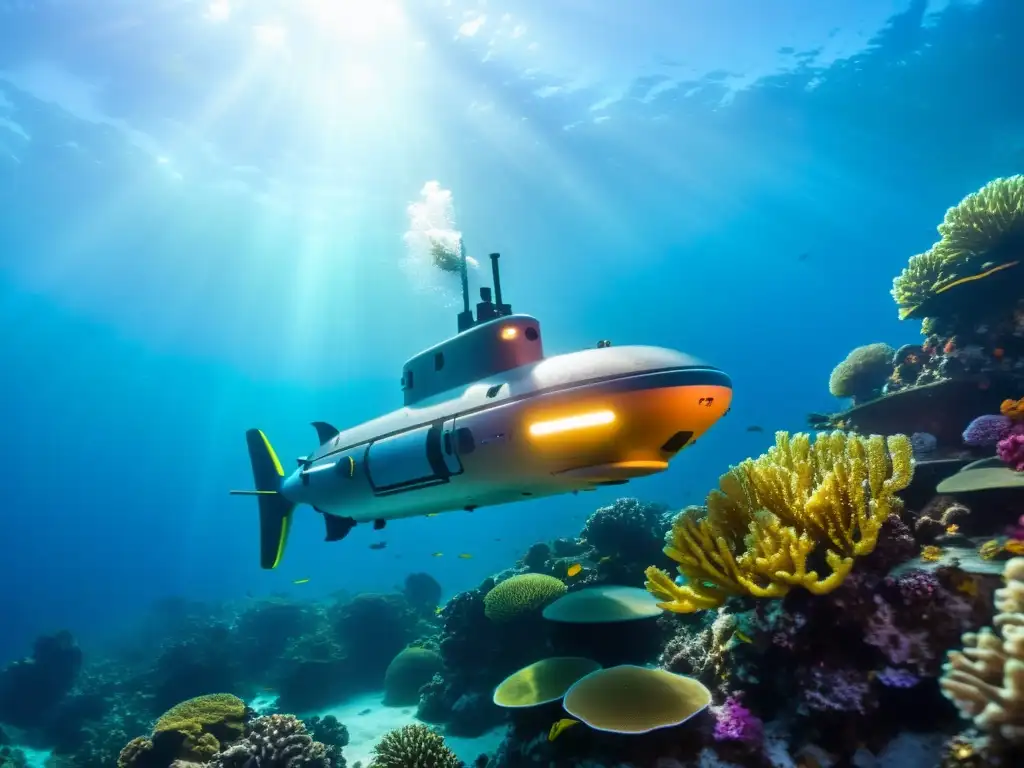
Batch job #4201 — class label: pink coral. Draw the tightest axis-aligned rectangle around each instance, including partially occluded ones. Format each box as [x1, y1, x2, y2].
[712, 695, 764, 746]
[996, 423, 1024, 471]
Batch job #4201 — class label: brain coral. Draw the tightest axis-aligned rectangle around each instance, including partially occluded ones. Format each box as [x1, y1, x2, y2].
[383, 647, 443, 706]
[483, 574, 567, 622]
[828, 343, 895, 402]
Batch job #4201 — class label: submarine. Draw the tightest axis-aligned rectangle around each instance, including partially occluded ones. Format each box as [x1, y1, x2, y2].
[231, 245, 733, 569]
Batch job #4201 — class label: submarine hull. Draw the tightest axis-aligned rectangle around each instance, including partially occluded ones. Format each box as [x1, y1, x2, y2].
[280, 364, 731, 523]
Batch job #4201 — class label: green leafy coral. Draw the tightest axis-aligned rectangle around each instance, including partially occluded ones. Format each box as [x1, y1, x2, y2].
[483, 573, 567, 622]
[892, 175, 1024, 319]
[645, 431, 914, 613]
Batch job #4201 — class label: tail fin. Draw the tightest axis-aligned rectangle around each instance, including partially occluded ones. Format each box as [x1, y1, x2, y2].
[229, 429, 296, 569]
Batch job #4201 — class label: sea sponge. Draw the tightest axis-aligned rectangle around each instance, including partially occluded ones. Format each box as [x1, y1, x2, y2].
[383, 647, 443, 706]
[828, 343, 895, 402]
[645, 430, 914, 613]
[368, 724, 460, 768]
[483, 574, 567, 622]
[940, 557, 1024, 743]
[492, 657, 601, 708]
[562, 665, 711, 734]
[153, 693, 246, 760]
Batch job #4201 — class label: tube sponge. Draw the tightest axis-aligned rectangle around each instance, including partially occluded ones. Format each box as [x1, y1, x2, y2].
[940, 557, 1024, 743]
[645, 431, 914, 613]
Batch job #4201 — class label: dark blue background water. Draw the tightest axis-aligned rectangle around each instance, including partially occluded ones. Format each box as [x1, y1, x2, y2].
[0, 0, 1020, 663]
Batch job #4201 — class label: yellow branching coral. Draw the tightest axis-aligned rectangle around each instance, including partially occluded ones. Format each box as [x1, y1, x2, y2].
[645, 431, 914, 613]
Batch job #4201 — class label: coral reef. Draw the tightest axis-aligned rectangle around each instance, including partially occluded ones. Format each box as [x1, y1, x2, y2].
[645, 430, 913, 612]
[0, 631, 82, 729]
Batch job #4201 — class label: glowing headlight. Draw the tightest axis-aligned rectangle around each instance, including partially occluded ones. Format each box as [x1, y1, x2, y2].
[528, 410, 616, 437]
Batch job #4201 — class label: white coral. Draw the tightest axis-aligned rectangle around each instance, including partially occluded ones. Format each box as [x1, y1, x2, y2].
[940, 557, 1024, 742]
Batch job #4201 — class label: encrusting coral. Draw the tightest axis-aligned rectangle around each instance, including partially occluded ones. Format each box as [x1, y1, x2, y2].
[940, 556, 1024, 744]
[645, 431, 914, 613]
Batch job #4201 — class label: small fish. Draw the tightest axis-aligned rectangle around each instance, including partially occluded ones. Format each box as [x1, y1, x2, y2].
[746, 425, 764, 433]
[435, 606, 444, 615]
[548, 718, 580, 742]
[293, 578, 311, 585]
[598, 555, 613, 564]
[425, 513, 439, 517]
[734, 630, 753, 644]
[369, 541, 387, 550]
[457, 553, 473, 559]
[946, 524, 960, 535]
[797, 252, 810, 261]
[431, 552, 444, 557]
[567, 563, 582, 577]
[358, 708, 372, 716]
[993, 347, 1005, 360]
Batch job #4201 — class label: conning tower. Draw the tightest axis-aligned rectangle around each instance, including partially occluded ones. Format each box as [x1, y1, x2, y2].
[401, 249, 544, 406]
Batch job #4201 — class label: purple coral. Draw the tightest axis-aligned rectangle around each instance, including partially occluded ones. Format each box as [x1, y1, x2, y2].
[996, 423, 1024, 471]
[864, 596, 932, 672]
[712, 695, 764, 746]
[801, 667, 871, 714]
[962, 414, 1013, 447]
[876, 666, 920, 688]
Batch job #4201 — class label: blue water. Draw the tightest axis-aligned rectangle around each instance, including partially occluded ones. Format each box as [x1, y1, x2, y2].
[0, 0, 1018, 664]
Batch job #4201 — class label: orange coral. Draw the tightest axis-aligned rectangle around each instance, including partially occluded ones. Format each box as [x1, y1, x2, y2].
[1000, 398, 1024, 421]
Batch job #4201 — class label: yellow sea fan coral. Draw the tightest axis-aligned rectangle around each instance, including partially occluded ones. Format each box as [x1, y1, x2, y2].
[645, 431, 914, 613]
[937, 175, 1024, 265]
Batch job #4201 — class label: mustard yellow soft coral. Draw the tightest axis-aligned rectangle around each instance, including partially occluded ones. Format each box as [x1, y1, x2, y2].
[645, 431, 914, 613]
